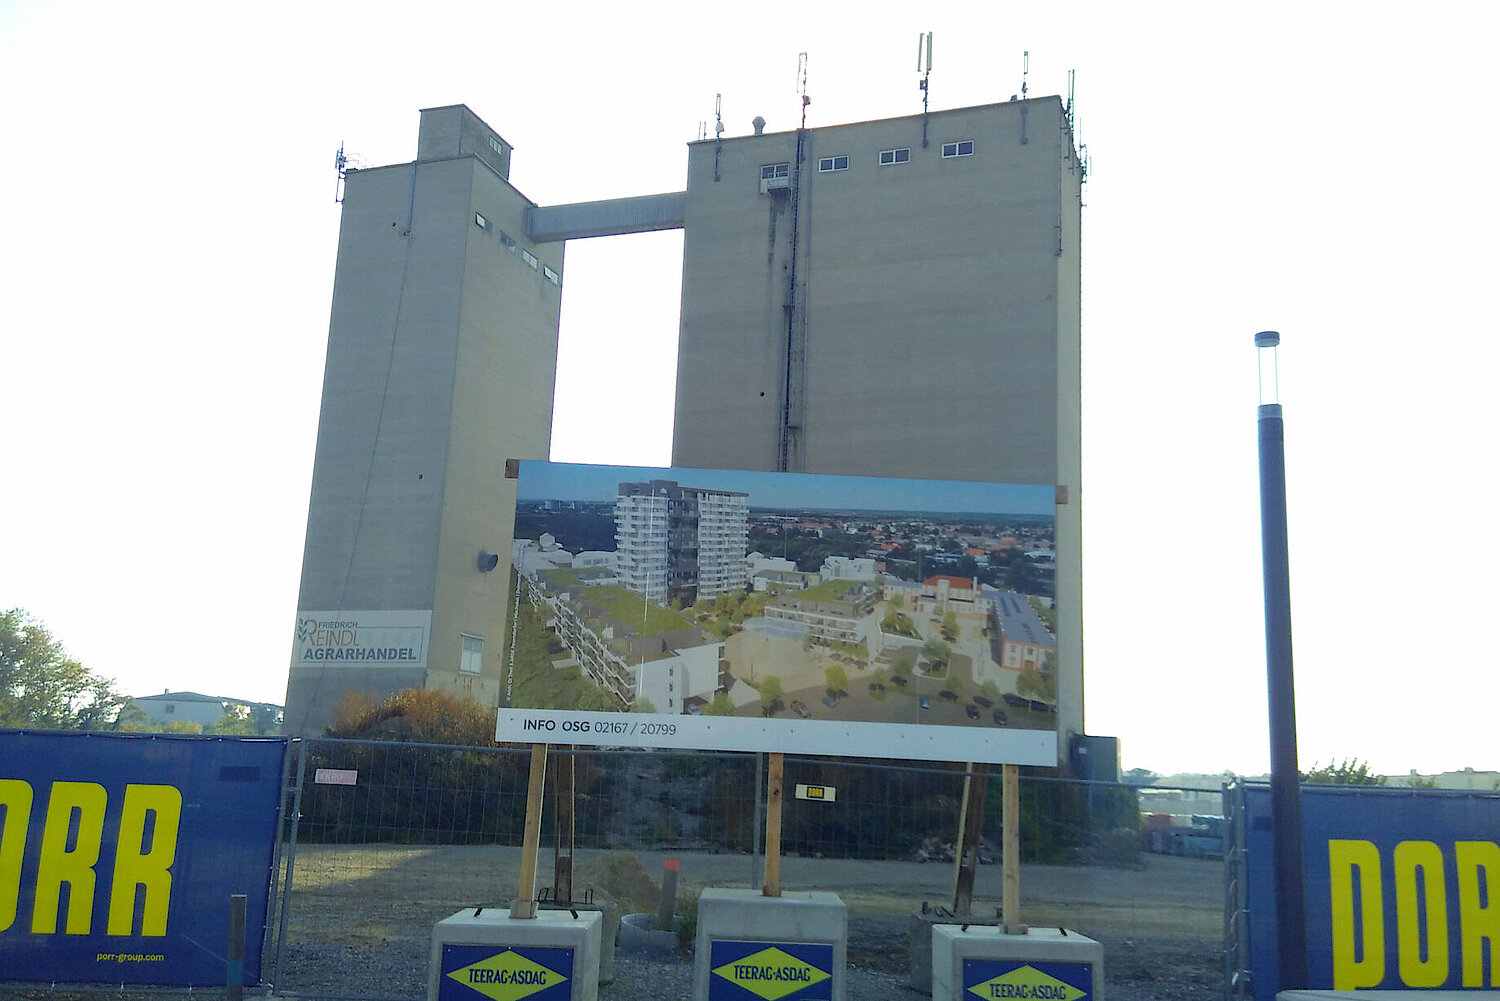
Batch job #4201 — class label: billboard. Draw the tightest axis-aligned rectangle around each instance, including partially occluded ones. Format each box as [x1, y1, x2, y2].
[1241, 783, 1500, 996]
[0, 732, 285, 986]
[496, 461, 1061, 764]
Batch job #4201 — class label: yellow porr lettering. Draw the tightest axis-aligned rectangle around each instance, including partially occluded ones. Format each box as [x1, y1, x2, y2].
[31, 781, 107, 934]
[107, 784, 182, 936]
[1393, 840, 1448, 987]
[1329, 839, 1384, 990]
[0, 779, 35, 933]
[1455, 841, 1500, 987]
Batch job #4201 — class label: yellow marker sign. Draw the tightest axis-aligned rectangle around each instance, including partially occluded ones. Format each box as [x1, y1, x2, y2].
[712, 945, 832, 1001]
[967, 964, 1086, 1000]
[446, 949, 568, 1001]
[793, 784, 836, 803]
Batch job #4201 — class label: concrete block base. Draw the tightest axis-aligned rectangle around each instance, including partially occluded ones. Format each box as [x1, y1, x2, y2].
[429, 907, 602, 1001]
[909, 910, 1006, 993]
[933, 925, 1103, 1001]
[695, 888, 846, 1001]
[539, 901, 617, 984]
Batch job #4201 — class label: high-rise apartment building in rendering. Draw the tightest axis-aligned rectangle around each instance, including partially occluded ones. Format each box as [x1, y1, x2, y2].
[615, 480, 750, 606]
[286, 97, 1083, 744]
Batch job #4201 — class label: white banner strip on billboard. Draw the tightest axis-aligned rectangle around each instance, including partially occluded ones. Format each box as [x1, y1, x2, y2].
[497, 710, 1057, 766]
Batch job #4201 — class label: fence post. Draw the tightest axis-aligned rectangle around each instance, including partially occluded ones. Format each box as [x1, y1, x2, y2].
[227, 893, 247, 1001]
[271, 737, 308, 993]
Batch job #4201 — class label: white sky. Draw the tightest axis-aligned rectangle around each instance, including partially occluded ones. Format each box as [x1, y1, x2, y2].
[2, 2, 1496, 778]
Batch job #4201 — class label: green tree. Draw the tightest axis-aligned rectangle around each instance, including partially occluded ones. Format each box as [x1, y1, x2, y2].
[208, 709, 254, 734]
[825, 664, 848, 691]
[0, 609, 124, 729]
[758, 675, 783, 714]
[921, 638, 950, 673]
[941, 612, 959, 642]
[706, 691, 735, 716]
[1301, 758, 1386, 785]
[576, 685, 620, 712]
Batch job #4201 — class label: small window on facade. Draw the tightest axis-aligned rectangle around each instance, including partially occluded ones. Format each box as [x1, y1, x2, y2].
[817, 155, 849, 172]
[760, 162, 790, 179]
[498, 230, 516, 252]
[460, 634, 483, 675]
[942, 140, 975, 158]
[542, 265, 561, 286]
[164, 704, 175, 715]
[488, 136, 504, 155]
[521, 249, 539, 269]
[878, 148, 911, 166]
[474, 212, 488, 229]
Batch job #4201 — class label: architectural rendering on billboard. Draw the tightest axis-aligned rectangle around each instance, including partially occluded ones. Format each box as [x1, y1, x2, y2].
[496, 461, 1061, 764]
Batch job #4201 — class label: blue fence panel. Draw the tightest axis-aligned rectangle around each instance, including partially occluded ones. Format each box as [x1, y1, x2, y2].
[1244, 783, 1500, 998]
[0, 731, 285, 986]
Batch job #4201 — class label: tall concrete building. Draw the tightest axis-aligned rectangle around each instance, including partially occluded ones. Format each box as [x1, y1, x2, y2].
[287, 97, 1084, 748]
[285, 107, 565, 734]
[671, 99, 1085, 736]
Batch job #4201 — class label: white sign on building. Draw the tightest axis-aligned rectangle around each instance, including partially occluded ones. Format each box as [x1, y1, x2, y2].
[291, 610, 432, 669]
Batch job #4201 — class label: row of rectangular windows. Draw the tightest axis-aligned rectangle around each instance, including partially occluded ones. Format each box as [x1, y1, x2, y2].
[762, 139, 974, 179]
[473, 212, 560, 286]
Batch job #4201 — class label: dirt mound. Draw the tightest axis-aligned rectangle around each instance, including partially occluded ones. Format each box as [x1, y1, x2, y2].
[574, 851, 662, 914]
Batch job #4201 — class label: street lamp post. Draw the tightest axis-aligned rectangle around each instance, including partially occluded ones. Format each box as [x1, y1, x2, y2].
[1256, 330, 1308, 989]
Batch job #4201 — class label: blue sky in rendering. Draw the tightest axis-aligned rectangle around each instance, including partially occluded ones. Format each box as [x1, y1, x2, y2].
[517, 461, 1054, 518]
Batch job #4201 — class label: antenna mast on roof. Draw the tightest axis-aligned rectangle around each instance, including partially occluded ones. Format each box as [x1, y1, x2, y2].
[917, 31, 933, 148]
[1020, 51, 1030, 145]
[714, 93, 725, 182]
[796, 52, 810, 129]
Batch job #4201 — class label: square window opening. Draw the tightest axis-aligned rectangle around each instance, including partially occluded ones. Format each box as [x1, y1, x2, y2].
[460, 634, 483, 675]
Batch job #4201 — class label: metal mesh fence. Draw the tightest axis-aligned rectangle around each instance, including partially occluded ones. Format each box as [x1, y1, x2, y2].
[265, 739, 1228, 1000]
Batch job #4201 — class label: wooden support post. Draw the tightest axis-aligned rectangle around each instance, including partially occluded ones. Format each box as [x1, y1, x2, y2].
[951, 762, 988, 915]
[513, 742, 548, 919]
[1001, 762, 1025, 934]
[553, 748, 575, 904]
[762, 752, 784, 897]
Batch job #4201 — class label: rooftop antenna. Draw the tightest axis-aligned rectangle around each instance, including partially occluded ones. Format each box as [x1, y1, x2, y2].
[1020, 51, 1030, 145]
[332, 142, 369, 203]
[917, 31, 933, 148]
[713, 93, 725, 182]
[796, 52, 810, 129]
[334, 142, 348, 203]
[1066, 68, 1076, 130]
